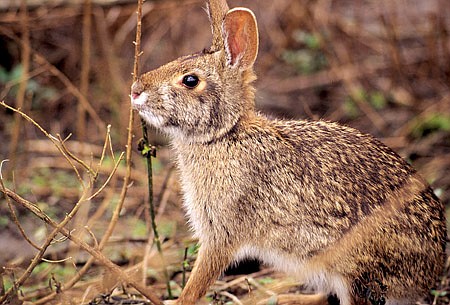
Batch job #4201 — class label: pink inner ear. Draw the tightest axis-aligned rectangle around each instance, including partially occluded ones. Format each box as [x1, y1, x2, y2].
[228, 35, 244, 65]
[223, 9, 258, 69]
[224, 15, 248, 66]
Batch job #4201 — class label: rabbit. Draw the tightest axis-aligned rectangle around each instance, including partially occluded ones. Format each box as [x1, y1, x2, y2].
[130, 0, 447, 304]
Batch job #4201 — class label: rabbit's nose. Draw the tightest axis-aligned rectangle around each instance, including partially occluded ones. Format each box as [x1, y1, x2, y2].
[131, 80, 144, 100]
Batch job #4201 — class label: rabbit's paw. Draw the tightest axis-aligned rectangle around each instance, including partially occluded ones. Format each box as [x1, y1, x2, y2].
[163, 300, 178, 305]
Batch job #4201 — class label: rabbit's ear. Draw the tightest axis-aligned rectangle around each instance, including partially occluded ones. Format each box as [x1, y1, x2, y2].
[207, 0, 229, 52]
[222, 8, 259, 70]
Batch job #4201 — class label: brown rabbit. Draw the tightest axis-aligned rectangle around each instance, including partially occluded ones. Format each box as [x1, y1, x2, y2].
[130, 1, 447, 304]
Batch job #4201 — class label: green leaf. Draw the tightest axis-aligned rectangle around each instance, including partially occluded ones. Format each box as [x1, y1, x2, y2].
[281, 49, 327, 75]
[430, 289, 447, 297]
[0, 216, 9, 228]
[186, 243, 200, 257]
[9, 64, 24, 82]
[131, 219, 148, 239]
[410, 113, 450, 138]
[141, 144, 152, 156]
[0, 66, 9, 83]
[293, 30, 321, 49]
[369, 91, 387, 110]
[343, 98, 360, 119]
[257, 277, 275, 285]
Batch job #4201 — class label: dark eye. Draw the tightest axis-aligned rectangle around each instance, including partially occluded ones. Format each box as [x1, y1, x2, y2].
[182, 74, 199, 88]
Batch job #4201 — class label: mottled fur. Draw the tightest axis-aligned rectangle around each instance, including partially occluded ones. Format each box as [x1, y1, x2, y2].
[131, 1, 446, 304]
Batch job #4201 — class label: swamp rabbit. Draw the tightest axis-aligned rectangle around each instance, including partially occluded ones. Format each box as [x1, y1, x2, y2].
[130, 0, 447, 304]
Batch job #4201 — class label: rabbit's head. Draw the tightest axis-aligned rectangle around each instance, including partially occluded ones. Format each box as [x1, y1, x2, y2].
[131, 1, 259, 143]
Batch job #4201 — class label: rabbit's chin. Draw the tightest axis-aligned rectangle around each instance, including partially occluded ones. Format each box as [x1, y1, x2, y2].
[138, 111, 165, 129]
[131, 92, 168, 130]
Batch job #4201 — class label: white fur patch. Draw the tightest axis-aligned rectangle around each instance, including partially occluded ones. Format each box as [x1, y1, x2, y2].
[131, 91, 150, 106]
[234, 245, 302, 275]
[139, 111, 164, 128]
[130, 91, 166, 128]
[234, 245, 352, 305]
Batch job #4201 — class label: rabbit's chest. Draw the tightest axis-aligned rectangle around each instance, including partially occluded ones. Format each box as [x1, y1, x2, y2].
[175, 147, 248, 238]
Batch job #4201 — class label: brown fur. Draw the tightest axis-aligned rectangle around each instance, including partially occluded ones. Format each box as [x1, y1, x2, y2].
[131, 1, 446, 304]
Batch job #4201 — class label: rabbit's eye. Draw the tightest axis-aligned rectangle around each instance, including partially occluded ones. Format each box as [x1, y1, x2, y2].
[182, 75, 199, 89]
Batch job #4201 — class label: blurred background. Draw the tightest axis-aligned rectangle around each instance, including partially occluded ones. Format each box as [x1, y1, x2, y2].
[0, 0, 449, 304]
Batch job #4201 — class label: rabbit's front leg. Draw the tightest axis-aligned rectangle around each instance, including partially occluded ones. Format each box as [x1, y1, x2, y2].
[176, 243, 234, 305]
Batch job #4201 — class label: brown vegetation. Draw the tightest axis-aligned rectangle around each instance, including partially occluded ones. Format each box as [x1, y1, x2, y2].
[0, 0, 449, 304]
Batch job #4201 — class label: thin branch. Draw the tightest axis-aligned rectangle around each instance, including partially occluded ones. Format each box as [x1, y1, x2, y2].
[78, 0, 92, 141]
[33, 140, 125, 304]
[132, 0, 172, 298]
[32, 0, 153, 302]
[1, 160, 41, 251]
[41, 257, 73, 264]
[95, 124, 113, 177]
[6, 199, 42, 251]
[132, 0, 143, 82]
[1, 101, 87, 189]
[220, 291, 244, 305]
[84, 226, 99, 249]
[57, 133, 97, 178]
[8, 0, 31, 174]
[2, 188, 163, 305]
[86, 151, 124, 201]
[0, 176, 86, 303]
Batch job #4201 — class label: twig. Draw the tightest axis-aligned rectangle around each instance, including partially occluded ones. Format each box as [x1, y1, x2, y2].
[132, 0, 173, 298]
[41, 257, 73, 264]
[0, 101, 87, 188]
[95, 124, 114, 177]
[85, 178, 117, 227]
[2, 188, 163, 305]
[31, 0, 167, 303]
[220, 291, 244, 305]
[6, 198, 41, 251]
[8, 0, 30, 175]
[86, 151, 125, 201]
[0, 101, 135, 304]
[84, 226, 100, 249]
[132, 0, 143, 83]
[57, 133, 97, 178]
[32, 129, 125, 304]
[1, 159, 42, 251]
[78, 0, 92, 141]
[0, 177, 89, 304]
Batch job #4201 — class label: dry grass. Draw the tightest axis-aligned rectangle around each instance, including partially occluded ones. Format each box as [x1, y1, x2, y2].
[0, 0, 449, 304]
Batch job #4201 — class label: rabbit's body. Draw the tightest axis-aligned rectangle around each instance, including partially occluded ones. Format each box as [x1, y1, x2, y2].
[173, 114, 445, 304]
[131, 1, 446, 304]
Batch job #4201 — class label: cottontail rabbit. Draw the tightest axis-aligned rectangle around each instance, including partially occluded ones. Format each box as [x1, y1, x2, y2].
[131, 0, 447, 304]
